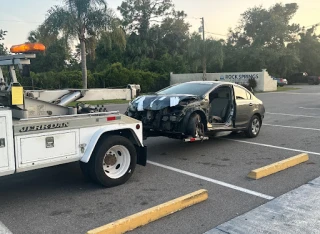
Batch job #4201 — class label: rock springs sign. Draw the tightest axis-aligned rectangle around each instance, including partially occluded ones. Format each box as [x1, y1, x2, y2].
[220, 74, 259, 81]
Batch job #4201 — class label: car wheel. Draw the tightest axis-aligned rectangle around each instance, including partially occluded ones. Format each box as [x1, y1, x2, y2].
[85, 135, 137, 187]
[244, 115, 261, 138]
[186, 113, 204, 138]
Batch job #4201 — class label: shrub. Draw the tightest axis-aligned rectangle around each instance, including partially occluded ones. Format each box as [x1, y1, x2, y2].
[248, 78, 257, 89]
[23, 63, 170, 93]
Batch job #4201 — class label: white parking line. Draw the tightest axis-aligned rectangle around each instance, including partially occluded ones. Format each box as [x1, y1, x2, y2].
[148, 160, 274, 200]
[225, 139, 320, 156]
[264, 123, 320, 131]
[266, 112, 320, 118]
[299, 107, 320, 110]
[260, 92, 320, 95]
[0, 221, 12, 234]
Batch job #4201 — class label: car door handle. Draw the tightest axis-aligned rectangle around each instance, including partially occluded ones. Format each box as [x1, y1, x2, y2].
[249, 103, 253, 106]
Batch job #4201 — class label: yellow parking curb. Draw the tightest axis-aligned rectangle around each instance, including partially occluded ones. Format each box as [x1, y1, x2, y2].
[87, 189, 208, 234]
[247, 153, 309, 180]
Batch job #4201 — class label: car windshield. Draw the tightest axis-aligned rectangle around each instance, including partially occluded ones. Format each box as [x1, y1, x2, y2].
[157, 83, 217, 96]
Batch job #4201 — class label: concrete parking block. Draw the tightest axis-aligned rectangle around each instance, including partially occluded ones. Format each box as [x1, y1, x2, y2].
[247, 153, 309, 180]
[87, 189, 208, 234]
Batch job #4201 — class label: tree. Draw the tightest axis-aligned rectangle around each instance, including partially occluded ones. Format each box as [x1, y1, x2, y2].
[90, 17, 127, 70]
[118, 0, 173, 40]
[295, 26, 320, 76]
[27, 25, 71, 73]
[187, 33, 224, 73]
[42, 0, 111, 88]
[224, 3, 302, 77]
[229, 3, 300, 48]
[158, 10, 190, 56]
[28, 24, 62, 48]
[0, 29, 7, 55]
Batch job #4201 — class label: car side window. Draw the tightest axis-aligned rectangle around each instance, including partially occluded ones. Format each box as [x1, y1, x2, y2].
[234, 86, 247, 100]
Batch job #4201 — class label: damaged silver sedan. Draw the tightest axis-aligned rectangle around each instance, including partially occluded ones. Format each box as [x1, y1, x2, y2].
[125, 81, 265, 140]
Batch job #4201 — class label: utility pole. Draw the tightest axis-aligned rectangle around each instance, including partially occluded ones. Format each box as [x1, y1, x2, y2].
[201, 17, 205, 41]
[200, 17, 206, 81]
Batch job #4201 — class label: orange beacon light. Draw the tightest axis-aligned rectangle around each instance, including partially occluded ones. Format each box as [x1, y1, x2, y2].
[10, 43, 46, 53]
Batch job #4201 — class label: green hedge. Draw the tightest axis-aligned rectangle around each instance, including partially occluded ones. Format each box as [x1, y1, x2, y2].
[21, 63, 169, 92]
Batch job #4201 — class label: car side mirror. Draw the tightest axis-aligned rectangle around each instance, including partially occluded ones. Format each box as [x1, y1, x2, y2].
[22, 65, 30, 77]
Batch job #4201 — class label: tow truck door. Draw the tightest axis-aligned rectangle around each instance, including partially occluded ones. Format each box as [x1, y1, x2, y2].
[0, 109, 15, 176]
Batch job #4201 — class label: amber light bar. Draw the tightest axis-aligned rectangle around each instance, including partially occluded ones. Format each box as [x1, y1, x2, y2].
[10, 43, 46, 53]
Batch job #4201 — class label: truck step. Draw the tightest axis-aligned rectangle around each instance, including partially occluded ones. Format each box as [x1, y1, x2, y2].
[183, 136, 209, 142]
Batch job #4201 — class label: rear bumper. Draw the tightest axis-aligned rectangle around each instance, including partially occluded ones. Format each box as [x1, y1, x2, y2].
[136, 145, 147, 166]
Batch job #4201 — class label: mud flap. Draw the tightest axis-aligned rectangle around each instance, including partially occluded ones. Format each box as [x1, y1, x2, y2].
[136, 145, 147, 166]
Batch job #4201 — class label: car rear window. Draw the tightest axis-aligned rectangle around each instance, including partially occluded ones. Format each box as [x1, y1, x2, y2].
[157, 83, 217, 96]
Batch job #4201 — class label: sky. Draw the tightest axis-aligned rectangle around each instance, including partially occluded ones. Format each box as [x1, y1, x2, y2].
[1, 0, 319, 49]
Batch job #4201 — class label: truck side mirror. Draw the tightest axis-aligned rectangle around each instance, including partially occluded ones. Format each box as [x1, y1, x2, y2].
[22, 65, 30, 77]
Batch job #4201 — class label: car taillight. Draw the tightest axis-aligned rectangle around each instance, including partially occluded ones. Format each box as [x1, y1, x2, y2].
[318, 76, 320, 80]
[280, 78, 283, 82]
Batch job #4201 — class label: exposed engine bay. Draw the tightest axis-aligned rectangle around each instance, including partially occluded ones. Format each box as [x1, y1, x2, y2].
[126, 94, 203, 135]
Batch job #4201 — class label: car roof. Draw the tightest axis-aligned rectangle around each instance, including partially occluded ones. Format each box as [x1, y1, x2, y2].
[183, 80, 236, 85]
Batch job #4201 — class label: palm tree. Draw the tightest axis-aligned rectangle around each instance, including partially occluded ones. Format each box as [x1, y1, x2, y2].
[187, 34, 224, 75]
[43, 0, 111, 89]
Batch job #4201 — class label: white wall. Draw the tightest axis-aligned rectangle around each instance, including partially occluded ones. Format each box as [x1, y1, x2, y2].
[170, 69, 277, 92]
[78, 88, 132, 101]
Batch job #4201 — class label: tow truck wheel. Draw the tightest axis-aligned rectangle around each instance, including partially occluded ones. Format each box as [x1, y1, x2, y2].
[87, 135, 137, 187]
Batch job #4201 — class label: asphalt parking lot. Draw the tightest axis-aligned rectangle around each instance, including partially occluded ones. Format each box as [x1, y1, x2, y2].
[1, 85, 320, 234]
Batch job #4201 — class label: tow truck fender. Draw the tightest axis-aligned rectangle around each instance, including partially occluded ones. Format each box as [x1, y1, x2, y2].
[80, 126, 144, 164]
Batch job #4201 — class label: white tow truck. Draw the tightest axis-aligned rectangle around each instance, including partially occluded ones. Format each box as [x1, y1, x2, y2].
[0, 43, 147, 187]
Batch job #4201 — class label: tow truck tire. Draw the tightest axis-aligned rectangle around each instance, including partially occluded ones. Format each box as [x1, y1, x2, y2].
[244, 115, 261, 138]
[87, 135, 137, 187]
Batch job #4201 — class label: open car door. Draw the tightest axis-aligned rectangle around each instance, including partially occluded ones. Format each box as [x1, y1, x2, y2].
[207, 84, 236, 129]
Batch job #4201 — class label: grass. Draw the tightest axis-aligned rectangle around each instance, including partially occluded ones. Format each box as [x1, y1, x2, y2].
[276, 86, 300, 92]
[67, 99, 130, 107]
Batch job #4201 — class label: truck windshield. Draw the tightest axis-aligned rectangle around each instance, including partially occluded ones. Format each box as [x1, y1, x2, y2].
[157, 83, 217, 96]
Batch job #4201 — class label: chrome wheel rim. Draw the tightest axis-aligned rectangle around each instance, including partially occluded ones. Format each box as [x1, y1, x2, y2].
[102, 145, 131, 179]
[251, 118, 260, 135]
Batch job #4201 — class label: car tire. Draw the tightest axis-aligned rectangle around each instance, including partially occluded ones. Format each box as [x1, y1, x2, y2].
[84, 135, 137, 187]
[244, 115, 261, 138]
[186, 113, 204, 138]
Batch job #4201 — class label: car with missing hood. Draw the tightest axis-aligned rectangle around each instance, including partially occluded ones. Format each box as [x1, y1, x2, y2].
[125, 81, 265, 140]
